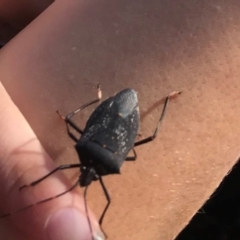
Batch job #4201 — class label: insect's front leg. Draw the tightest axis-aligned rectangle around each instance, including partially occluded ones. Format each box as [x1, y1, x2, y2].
[98, 177, 111, 228]
[19, 163, 81, 190]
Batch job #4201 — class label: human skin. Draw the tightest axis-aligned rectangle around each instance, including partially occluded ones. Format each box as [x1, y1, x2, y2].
[1, 1, 240, 240]
[0, 82, 104, 240]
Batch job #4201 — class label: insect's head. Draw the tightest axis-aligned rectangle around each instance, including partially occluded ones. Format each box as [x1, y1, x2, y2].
[80, 166, 98, 187]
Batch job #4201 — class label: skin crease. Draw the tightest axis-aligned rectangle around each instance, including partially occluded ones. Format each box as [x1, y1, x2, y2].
[1, 1, 240, 240]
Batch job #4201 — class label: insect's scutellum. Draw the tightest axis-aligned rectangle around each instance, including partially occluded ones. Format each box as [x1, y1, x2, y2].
[0, 85, 182, 240]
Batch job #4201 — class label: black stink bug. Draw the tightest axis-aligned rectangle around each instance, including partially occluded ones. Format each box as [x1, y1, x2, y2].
[1, 85, 181, 239]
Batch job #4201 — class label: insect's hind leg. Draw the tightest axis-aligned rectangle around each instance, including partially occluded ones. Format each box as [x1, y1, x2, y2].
[125, 148, 137, 161]
[19, 163, 81, 190]
[134, 91, 182, 147]
[57, 84, 102, 142]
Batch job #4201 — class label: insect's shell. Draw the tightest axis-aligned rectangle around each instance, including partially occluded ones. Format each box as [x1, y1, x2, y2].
[75, 88, 139, 176]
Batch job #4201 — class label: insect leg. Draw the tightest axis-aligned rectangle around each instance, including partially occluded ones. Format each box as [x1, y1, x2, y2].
[57, 84, 102, 142]
[98, 176, 111, 226]
[19, 164, 81, 190]
[83, 186, 95, 240]
[134, 91, 181, 147]
[125, 148, 137, 161]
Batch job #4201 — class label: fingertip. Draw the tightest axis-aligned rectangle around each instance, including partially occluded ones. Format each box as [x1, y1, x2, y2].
[45, 208, 105, 240]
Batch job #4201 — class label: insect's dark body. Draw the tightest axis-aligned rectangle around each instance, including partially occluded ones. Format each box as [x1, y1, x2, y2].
[76, 89, 139, 177]
[4, 86, 181, 240]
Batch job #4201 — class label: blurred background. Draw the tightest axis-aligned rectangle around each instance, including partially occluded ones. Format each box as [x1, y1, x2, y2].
[175, 158, 240, 240]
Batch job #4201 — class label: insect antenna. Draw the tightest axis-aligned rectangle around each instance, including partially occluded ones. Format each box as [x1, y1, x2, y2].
[0, 178, 80, 218]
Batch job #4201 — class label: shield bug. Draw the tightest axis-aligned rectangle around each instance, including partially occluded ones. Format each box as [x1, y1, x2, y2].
[1, 85, 182, 239]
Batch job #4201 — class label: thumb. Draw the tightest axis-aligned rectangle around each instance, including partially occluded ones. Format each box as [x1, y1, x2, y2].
[0, 83, 104, 240]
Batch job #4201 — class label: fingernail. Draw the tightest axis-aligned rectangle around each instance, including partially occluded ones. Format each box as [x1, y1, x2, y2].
[45, 208, 105, 240]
